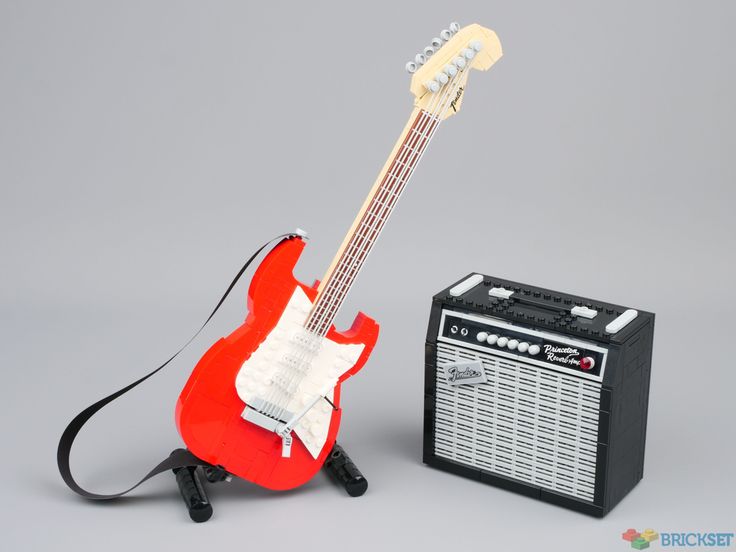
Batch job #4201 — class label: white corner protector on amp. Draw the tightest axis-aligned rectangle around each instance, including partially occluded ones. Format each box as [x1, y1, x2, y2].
[449, 274, 484, 297]
[605, 309, 638, 334]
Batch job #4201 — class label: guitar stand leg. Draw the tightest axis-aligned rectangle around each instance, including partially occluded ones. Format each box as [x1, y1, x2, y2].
[202, 464, 230, 483]
[171, 450, 213, 523]
[323, 442, 368, 497]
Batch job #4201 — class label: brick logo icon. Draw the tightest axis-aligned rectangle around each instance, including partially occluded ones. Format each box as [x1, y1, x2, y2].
[622, 528, 659, 549]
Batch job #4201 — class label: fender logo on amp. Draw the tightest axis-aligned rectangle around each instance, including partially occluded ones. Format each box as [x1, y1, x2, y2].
[442, 360, 487, 386]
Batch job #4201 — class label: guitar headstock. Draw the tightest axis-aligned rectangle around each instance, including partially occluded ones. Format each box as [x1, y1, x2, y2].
[406, 22, 502, 120]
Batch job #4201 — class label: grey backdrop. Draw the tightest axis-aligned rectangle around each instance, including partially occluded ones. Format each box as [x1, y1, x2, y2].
[2, 1, 734, 551]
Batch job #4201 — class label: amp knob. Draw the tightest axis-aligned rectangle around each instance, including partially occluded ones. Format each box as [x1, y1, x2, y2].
[580, 357, 596, 371]
[476, 331, 489, 342]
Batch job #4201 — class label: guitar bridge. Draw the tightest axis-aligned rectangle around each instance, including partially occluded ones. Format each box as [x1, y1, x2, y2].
[241, 398, 293, 433]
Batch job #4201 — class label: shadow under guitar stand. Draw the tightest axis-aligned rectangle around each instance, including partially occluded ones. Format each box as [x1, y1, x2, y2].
[171, 442, 368, 523]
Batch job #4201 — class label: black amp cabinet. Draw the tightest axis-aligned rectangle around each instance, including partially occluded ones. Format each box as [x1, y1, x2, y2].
[423, 273, 655, 516]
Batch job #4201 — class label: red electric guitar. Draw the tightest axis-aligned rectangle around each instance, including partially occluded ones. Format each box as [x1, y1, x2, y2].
[175, 22, 502, 490]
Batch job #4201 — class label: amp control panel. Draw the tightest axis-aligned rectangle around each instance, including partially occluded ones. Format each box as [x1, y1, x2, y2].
[439, 310, 608, 381]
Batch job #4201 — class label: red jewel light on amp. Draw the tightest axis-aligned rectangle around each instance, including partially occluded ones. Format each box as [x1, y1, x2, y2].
[580, 356, 595, 371]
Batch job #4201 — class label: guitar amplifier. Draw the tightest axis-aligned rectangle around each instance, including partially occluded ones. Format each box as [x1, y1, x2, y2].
[423, 273, 655, 516]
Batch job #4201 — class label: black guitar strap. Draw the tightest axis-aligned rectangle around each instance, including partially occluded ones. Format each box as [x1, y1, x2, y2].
[57, 232, 298, 499]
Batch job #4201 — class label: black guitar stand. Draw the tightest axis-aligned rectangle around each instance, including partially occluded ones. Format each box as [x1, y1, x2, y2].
[172, 442, 368, 523]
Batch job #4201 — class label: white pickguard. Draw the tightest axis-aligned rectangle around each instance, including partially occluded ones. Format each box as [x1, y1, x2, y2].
[234, 286, 364, 458]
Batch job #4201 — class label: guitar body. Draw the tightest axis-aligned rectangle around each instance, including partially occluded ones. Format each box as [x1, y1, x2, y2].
[175, 236, 379, 490]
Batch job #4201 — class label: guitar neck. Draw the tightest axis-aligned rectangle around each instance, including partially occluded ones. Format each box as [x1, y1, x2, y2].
[304, 106, 440, 335]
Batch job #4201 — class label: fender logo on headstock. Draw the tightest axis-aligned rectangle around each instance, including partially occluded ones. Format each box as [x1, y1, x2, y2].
[450, 87, 464, 112]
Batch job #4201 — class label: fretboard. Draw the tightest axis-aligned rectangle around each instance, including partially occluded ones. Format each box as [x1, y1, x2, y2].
[304, 107, 440, 335]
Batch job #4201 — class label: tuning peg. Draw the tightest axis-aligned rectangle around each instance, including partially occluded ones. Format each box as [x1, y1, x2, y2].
[444, 64, 458, 77]
[430, 37, 443, 49]
[453, 56, 467, 69]
[415, 53, 426, 65]
[470, 40, 483, 52]
[435, 72, 449, 85]
[425, 80, 440, 93]
[463, 48, 476, 60]
[423, 45, 435, 57]
[440, 29, 452, 41]
[449, 22, 460, 33]
[406, 61, 418, 73]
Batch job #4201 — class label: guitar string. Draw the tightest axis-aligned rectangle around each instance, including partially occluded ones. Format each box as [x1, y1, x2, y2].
[258, 110, 439, 420]
[265, 65, 467, 421]
[263, 64, 468, 420]
[305, 111, 435, 333]
[259, 103, 445, 419]
[306, 76, 458, 334]
[271, 68, 465, 419]
[308, 57, 471, 332]
[308, 67, 466, 335]
[310, 115, 435, 331]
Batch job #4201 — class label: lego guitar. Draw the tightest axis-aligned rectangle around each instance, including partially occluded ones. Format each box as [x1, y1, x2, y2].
[175, 23, 502, 489]
[58, 23, 503, 504]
